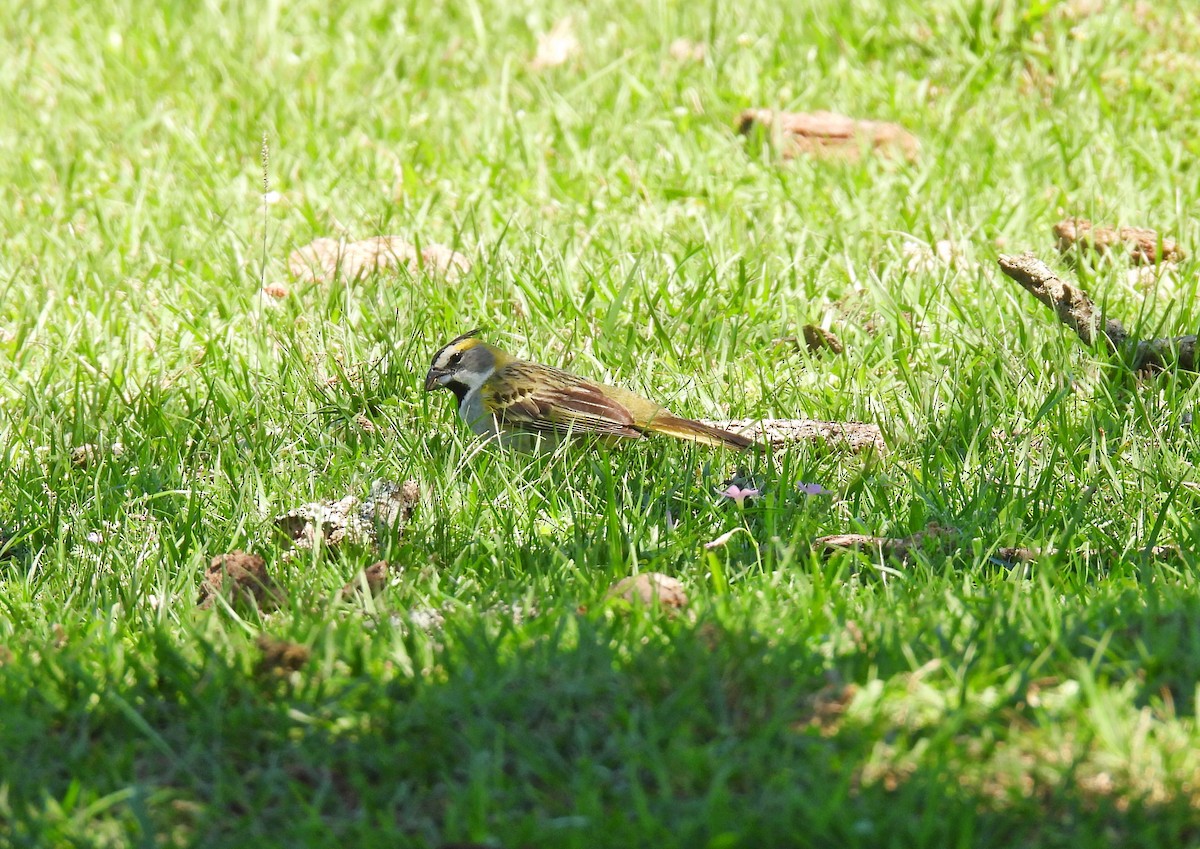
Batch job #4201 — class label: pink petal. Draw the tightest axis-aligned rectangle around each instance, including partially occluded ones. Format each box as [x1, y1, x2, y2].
[719, 484, 761, 506]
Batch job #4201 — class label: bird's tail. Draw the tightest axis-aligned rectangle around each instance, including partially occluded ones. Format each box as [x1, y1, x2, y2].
[646, 414, 757, 450]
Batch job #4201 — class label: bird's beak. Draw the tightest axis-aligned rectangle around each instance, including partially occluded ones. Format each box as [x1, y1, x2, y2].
[423, 368, 445, 392]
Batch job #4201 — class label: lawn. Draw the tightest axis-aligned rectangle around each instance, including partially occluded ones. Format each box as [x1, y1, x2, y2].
[4, 0, 1200, 845]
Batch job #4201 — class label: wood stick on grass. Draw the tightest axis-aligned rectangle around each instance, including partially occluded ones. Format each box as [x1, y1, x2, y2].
[705, 418, 886, 454]
[814, 525, 1181, 566]
[998, 252, 1197, 371]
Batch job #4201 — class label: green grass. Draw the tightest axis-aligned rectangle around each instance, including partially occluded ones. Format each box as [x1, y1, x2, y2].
[5, 0, 1200, 845]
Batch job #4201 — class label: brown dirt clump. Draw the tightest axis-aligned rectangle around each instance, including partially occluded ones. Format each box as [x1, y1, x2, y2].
[198, 551, 284, 610]
[798, 680, 860, 736]
[340, 560, 391, 600]
[607, 573, 689, 610]
[255, 634, 311, 677]
[802, 324, 844, 354]
[774, 325, 845, 355]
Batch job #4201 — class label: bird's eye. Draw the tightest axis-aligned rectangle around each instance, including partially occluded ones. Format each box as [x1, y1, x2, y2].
[447, 352, 463, 367]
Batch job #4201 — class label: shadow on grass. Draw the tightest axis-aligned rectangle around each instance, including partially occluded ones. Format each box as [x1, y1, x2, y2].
[3, 597, 1200, 848]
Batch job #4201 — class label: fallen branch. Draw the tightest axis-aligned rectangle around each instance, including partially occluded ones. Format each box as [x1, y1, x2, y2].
[992, 545, 1180, 564]
[997, 252, 1197, 371]
[706, 418, 886, 454]
[814, 523, 953, 562]
[737, 109, 918, 162]
[813, 524, 1182, 566]
[1054, 218, 1184, 265]
[288, 236, 470, 283]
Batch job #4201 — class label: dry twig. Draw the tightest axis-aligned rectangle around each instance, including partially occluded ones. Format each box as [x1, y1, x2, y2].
[706, 418, 886, 454]
[738, 109, 918, 161]
[814, 523, 1181, 566]
[814, 523, 954, 562]
[289, 237, 469, 283]
[991, 544, 1180, 564]
[997, 252, 1197, 371]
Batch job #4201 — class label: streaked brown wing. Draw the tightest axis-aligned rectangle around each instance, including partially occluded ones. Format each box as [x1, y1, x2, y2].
[483, 362, 644, 439]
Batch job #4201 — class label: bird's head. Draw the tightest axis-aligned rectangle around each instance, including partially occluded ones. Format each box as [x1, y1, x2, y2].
[424, 329, 503, 402]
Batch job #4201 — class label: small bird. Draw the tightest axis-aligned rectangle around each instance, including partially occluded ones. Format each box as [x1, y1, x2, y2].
[424, 330, 755, 451]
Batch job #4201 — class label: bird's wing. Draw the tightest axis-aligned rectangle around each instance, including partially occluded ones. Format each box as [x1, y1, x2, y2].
[482, 362, 646, 438]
